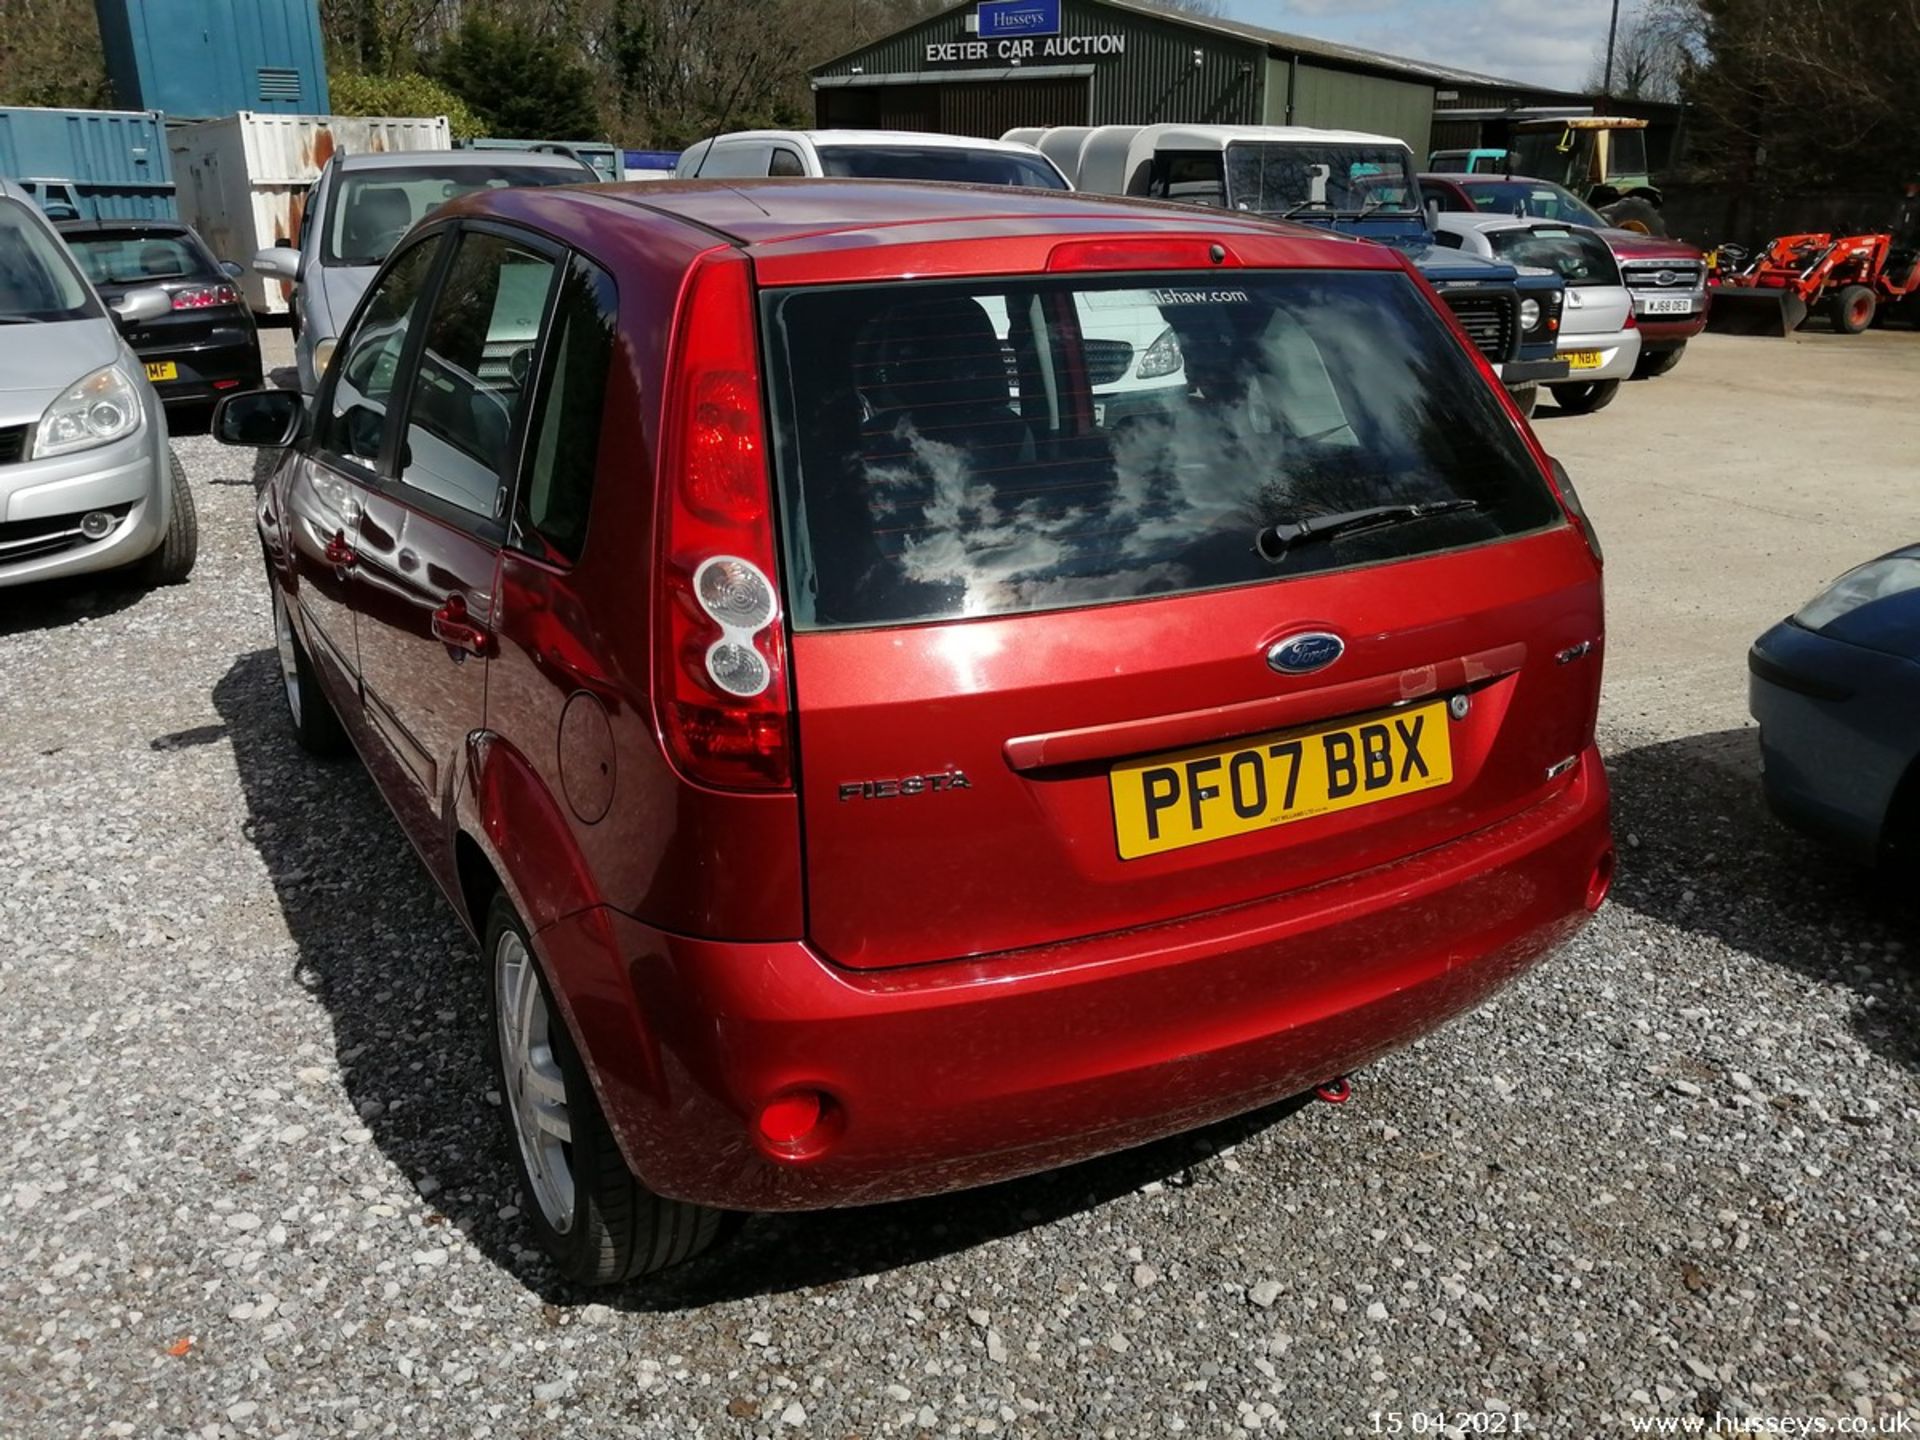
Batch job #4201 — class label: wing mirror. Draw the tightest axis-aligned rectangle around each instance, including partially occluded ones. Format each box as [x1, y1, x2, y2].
[221, 260, 246, 280]
[213, 389, 306, 448]
[110, 287, 172, 326]
[252, 245, 302, 281]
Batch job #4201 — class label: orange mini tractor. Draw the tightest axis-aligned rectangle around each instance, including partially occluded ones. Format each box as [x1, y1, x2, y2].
[1710, 230, 1920, 336]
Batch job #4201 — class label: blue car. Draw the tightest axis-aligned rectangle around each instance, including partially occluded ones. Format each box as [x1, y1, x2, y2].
[1749, 545, 1920, 870]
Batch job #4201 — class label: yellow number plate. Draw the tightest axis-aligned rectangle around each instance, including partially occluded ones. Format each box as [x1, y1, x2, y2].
[1564, 350, 1603, 371]
[1109, 701, 1453, 860]
[144, 361, 178, 382]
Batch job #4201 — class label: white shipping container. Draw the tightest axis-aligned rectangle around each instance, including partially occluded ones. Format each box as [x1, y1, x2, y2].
[170, 111, 451, 315]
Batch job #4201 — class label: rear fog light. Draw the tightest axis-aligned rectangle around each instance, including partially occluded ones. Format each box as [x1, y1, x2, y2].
[755, 1089, 839, 1157]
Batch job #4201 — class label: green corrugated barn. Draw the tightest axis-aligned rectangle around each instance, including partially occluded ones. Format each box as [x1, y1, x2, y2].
[811, 0, 1585, 156]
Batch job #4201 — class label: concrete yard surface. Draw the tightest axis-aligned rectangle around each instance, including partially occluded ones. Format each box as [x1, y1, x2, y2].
[0, 325, 1914, 1437]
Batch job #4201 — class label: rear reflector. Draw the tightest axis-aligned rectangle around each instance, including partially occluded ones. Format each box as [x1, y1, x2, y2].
[757, 1091, 824, 1146]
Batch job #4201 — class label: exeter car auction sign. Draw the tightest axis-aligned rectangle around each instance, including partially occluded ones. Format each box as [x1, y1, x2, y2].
[925, 0, 1127, 64]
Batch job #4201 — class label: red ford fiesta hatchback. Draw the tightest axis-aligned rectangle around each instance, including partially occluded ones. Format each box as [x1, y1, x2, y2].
[214, 180, 1613, 1285]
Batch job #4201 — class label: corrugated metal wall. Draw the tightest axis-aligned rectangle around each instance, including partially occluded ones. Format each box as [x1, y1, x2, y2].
[94, 0, 330, 120]
[813, 0, 1263, 132]
[1287, 64, 1434, 154]
[0, 106, 176, 218]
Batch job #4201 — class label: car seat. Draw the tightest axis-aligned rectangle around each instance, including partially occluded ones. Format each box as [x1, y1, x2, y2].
[341, 185, 414, 263]
[139, 242, 179, 278]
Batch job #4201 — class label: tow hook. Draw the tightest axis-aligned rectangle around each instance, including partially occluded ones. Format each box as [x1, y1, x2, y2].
[1314, 1076, 1353, 1105]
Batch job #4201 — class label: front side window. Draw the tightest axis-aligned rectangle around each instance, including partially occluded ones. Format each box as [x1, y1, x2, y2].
[320, 235, 443, 467]
[64, 231, 210, 286]
[1489, 227, 1618, 286]
[815, 146, 1067, 189]
[518, 255, 618, 563]
[397, 231, 557, 520]
[0, 199, 98, 322]
[765, 270, 1561, 630]
[1225, 144, 1420, 217]
[325, 165, 579, 267]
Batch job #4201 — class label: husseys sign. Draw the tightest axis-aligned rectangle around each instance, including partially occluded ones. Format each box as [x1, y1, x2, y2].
[925, 0, 1127, 64]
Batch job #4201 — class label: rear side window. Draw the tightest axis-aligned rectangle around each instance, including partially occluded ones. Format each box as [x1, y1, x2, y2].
[398, 230, 556, 520]
[1149, 153, 1227, 208]
[1489, 227, 1618, 286]
[764, 271, 1562, 630]
[517, 255, 618, 564]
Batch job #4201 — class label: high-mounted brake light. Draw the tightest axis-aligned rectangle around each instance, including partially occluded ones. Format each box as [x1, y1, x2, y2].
[655, 252, 792, 791]
[1046, 238, 1241, 272]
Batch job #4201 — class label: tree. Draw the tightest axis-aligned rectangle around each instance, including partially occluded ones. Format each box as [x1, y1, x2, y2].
[434, 13, 604, 139]
[1586, 0, 1692, 102]
[330, 69, 485, 137]
[0, 0, 109, 108]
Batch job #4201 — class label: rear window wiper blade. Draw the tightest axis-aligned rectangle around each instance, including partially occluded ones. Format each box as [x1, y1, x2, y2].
[1257, 499, 1484, 562]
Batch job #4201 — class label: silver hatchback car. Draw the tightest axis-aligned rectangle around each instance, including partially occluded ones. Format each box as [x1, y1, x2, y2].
[0, 178, 196, 589]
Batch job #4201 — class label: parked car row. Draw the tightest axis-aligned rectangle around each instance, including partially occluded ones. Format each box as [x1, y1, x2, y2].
[201, 126, 1617, 1287]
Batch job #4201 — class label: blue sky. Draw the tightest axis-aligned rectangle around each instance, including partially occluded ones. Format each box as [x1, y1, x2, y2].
[1216, 0, 1620, 92]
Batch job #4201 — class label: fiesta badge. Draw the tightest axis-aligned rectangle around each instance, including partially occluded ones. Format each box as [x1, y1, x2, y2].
[1267, 631, 1345, 675]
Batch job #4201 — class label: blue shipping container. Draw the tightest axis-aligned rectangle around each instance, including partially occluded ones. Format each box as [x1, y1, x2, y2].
[0, 106, 177, 220]
[94, 0, 330, 121]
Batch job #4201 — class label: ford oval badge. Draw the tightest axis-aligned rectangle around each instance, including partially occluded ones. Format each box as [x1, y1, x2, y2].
[1267, 631, 1345, 675]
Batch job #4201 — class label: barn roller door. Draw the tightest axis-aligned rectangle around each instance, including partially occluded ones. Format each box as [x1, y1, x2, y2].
[938, 76, 1092, 137]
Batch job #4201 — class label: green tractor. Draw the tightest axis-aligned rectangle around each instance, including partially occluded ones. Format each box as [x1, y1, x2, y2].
[1506, 117, 1666, 235]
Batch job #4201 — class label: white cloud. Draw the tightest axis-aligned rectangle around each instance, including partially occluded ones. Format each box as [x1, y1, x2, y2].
[1222, 0, 1613, 91]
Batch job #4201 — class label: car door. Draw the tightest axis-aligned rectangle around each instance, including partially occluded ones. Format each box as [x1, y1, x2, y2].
[287, 229, 447, 706]
[348, 223, 561, 878]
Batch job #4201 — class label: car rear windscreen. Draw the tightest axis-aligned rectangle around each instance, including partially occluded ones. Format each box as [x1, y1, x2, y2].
[66, 232, 210, 286]
[763, 270, 1563, 629]
[1489, 227, 1618, 286]
[814, 146, 1067, 189]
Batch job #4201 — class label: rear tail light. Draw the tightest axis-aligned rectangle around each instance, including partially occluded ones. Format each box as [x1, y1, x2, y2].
[655, 251, 792, 791]
[170, 284, 241, 310]
[1623, 306, 1638, 329]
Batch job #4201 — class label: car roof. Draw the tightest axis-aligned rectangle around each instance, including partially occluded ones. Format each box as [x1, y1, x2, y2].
[444, 177, 1388, 266]
[335, 149, 591, 173]
[705, 130, 1050, 156]
[1135, 124, 1409, 151]
[55, 218, 193, 236]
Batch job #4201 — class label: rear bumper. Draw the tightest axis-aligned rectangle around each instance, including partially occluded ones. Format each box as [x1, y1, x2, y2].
[542, 750, 1613, 1211]
[1554, 328, 1640, 381]
[141, 338, 264, 404]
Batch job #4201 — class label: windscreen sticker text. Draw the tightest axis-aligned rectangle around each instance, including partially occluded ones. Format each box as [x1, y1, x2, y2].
[1151, 287, 1251, 306]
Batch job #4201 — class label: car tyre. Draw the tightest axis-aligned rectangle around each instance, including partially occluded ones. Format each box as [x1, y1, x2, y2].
[1633, 344, 1685, 379]
[1506, 383, 1538, 418]
[1548, 379, 1621, 414]
[1599, 196, 1667, 236]
[1830, 284, 1876, 334]
[482, 890, 730, 1286]
[135, 448, 198, 585]
[271, 581, 350, 757]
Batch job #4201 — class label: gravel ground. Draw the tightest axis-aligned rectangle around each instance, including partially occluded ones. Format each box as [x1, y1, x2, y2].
[1, 425, 1915, 1439]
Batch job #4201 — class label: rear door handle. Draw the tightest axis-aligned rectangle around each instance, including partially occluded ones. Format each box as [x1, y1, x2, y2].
[431, 594, 492, 658]
[323, 530, 355, 571]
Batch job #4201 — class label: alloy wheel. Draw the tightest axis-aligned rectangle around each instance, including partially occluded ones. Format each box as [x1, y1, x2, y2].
[494, 931, 577, 1232]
